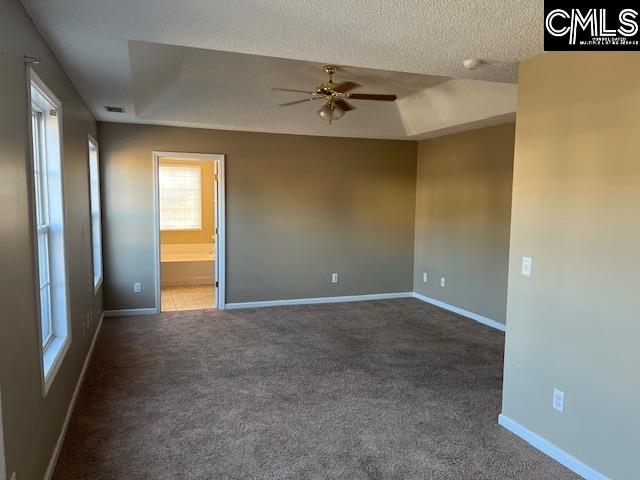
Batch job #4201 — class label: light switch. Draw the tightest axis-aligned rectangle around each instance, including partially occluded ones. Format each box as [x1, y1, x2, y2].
[553, 388, 565, 413]
[521, 256, 532, 277]
[422, 272, 428, 283]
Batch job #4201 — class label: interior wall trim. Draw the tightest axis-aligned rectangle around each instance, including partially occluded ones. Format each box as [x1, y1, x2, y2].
[152, 152, 226, 311]
[103, 308, 158, 317]
[44, 312, 104, 480]
[225, 292, 414, 309]
[498, 414, 609, 480]
[411, 292, 506, 332]
[0, 388, 5, 480]
[103, 294, 504, 328]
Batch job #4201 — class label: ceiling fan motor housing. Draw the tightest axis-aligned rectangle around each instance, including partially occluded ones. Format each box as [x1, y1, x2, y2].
[317, 83, 338, 96]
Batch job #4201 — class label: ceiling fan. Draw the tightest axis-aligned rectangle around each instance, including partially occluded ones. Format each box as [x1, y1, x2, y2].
[272, 65, 397, 123]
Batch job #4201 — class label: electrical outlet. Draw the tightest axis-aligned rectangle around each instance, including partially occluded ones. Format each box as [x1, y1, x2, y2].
[553, 388, 565, 413]
[440, 277, 446, 287]
[422, 272, 428, 283]
[331, 273, 338, 284]
[133, 282, 142, 293]
[521, 256, 533, 277]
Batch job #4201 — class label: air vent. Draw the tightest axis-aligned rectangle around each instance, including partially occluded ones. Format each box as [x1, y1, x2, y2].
[105, 106, 125, 113]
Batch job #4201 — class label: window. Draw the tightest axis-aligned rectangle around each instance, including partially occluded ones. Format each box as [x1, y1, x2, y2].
[88, 137, 103, 290]
[29, 69, 70, 394]
[159, 164, 202, 230]
[31, 104, 53, 345]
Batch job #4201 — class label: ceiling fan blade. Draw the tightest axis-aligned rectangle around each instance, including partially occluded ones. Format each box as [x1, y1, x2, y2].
[347, 93, 398, 101]
[335, 99, 355, 112]
[278, 98, 313, 106]
[272, 88, 315, 94]
[333, 81, 361, 93]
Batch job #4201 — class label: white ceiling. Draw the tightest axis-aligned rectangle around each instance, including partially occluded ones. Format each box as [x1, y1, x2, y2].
[21, 0, 541, 139]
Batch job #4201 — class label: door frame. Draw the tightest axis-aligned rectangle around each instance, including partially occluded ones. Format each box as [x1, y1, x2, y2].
[152, 151, 226, 310]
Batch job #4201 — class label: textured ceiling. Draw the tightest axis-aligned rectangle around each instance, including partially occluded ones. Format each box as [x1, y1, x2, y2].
[122, 42, 516, 139]
[21, 0, 539, 138]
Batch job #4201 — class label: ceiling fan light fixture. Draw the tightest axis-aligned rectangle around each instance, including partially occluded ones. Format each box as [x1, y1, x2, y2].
[317, 102, 344, 123]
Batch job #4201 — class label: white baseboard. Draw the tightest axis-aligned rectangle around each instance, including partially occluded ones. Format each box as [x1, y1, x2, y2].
[103, 308, 158, 317]
[411, 292, 506, 332]
[498, 414, 609, 480]
[44, 312, 104, 480]
[225, 292, 414, 309]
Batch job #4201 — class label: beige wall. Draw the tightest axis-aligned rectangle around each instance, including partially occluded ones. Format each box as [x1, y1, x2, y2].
[99, 123, 417, 308]
[413, 123, 515, 324]
[0, 0, 101, 478]
[502, 53, 640, 479]
[159, 158, 215, 245]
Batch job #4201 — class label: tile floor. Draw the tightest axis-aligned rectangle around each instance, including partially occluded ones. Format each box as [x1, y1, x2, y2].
[161, 284, 215, 311]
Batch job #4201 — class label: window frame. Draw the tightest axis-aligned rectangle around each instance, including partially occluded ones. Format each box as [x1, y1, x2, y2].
[27, 68, 72, 396]
[158, 163, 203, 231]
[88, 135, 103, 292]
[31, 105, 55, 348]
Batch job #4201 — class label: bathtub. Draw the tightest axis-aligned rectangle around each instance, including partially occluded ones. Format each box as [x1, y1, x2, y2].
[161, 243, 215, 286]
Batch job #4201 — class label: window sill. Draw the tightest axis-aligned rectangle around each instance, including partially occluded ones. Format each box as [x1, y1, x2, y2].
[42, 334, 71, 396]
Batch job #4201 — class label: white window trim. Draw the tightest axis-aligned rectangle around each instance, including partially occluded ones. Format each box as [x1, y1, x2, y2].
[88, 135, 103, 292]
[28, 68, 72, 396]
[158, 163, 203, 231]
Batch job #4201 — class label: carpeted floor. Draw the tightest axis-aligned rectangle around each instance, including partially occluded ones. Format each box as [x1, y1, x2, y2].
[54, 298, 576, 479]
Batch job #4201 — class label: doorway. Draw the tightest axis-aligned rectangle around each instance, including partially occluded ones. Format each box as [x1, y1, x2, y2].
[153, 152, 225, 311]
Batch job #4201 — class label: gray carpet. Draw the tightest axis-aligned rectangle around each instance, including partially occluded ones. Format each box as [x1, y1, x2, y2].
[54, 298, 576, 479]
